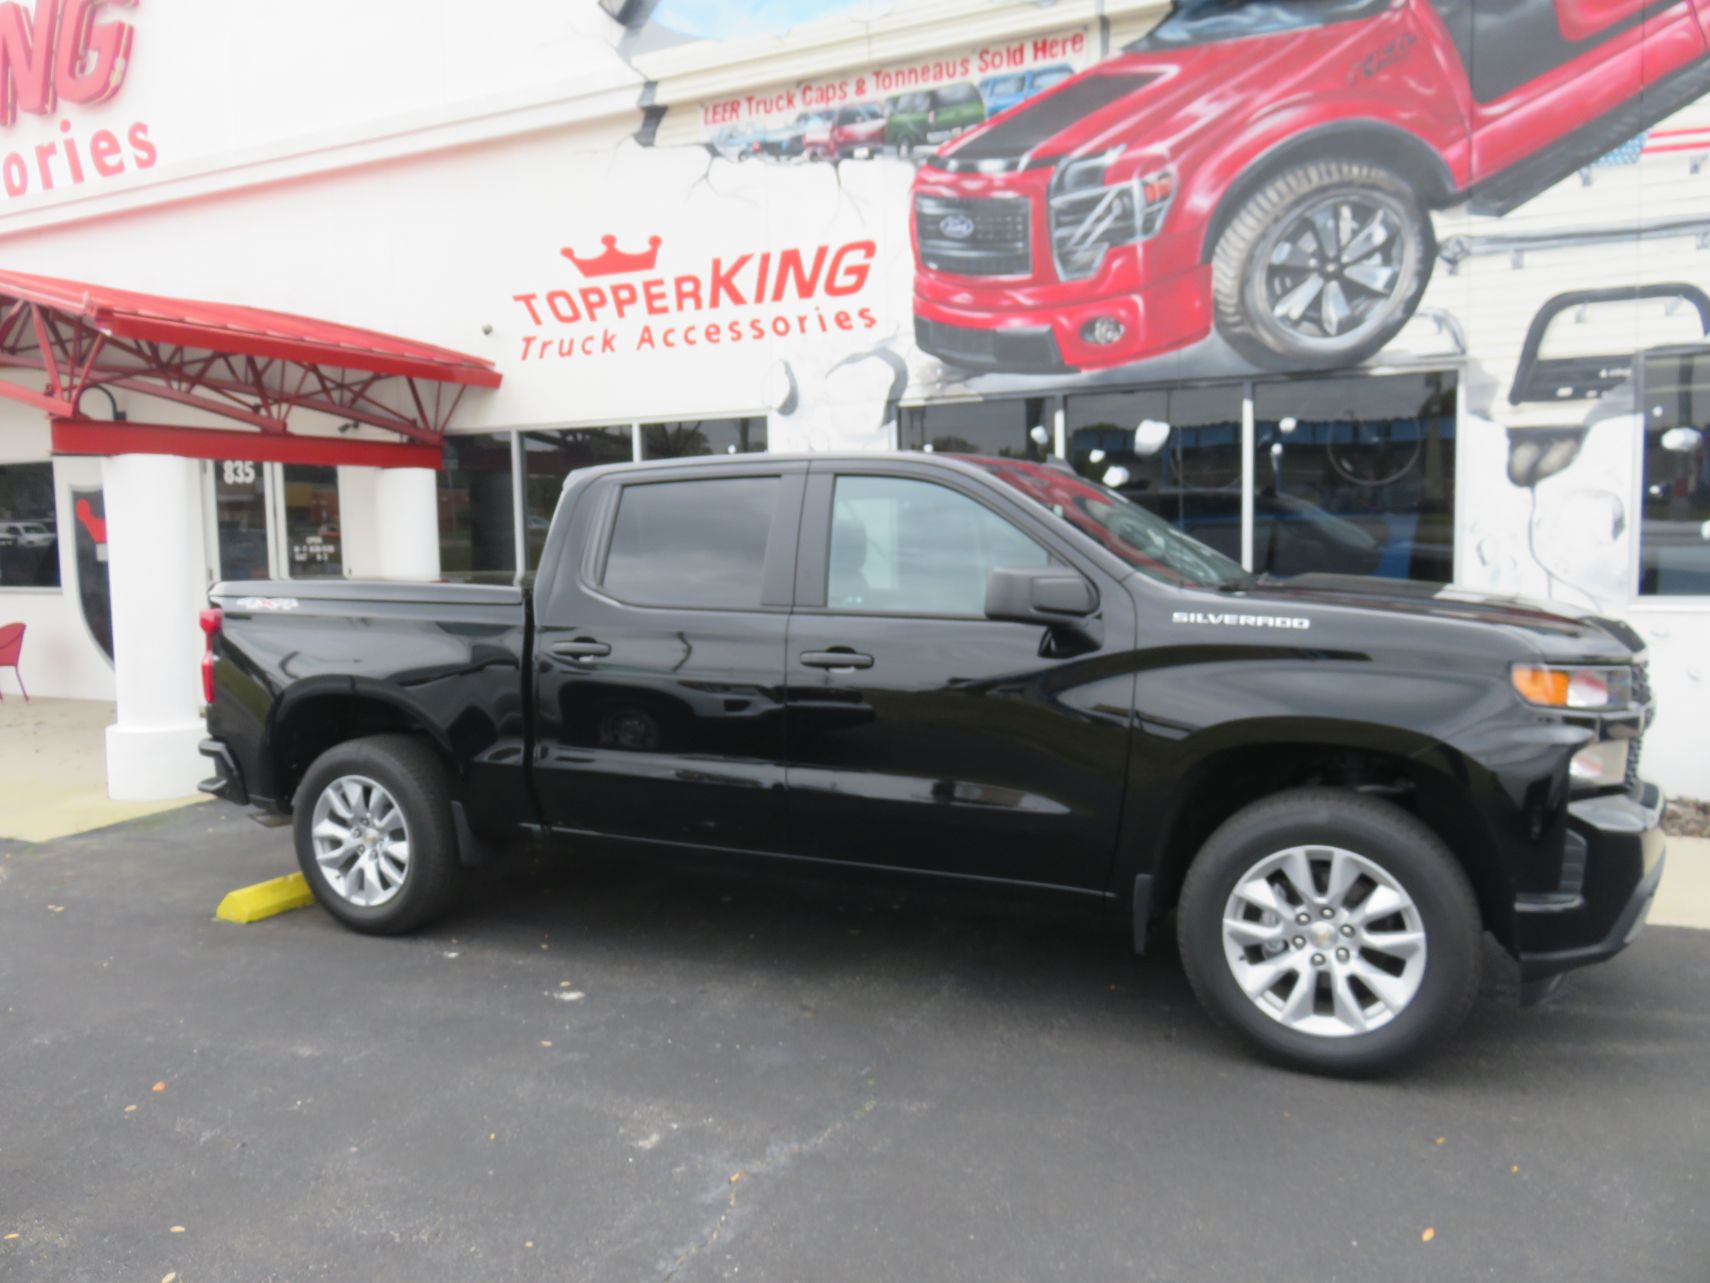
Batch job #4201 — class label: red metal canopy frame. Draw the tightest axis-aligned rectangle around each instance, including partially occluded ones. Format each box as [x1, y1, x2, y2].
[0, 270, 501, 468]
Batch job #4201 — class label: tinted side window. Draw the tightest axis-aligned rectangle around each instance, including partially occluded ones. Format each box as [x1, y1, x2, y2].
[828, 475, 1049, 616]
[602, 477, 778, 608]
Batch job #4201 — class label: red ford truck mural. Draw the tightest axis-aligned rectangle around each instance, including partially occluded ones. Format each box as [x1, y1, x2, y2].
[911, 0, 1710, 374]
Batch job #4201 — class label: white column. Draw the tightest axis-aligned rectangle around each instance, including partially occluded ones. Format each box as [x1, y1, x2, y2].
[374, 467, 440, 582]
[336, 465, 381, 578]
[102, 453, 207, 800]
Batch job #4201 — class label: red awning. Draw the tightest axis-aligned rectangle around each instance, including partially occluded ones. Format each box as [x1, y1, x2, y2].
[0, 269, 501, 467]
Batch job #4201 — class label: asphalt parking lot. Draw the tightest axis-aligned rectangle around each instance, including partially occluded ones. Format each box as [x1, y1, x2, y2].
[2, 805, 1707, 1283]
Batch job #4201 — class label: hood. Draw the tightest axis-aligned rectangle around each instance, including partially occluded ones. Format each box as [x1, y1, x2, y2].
[1233, 574, 1640, 663]
[934, 32, 1312, 170]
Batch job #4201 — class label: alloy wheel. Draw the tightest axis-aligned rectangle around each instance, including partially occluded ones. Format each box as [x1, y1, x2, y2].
[309, 774, 411, 907]
[1221, 844, 1428, 1038]
[1256, 192, 1416, 354]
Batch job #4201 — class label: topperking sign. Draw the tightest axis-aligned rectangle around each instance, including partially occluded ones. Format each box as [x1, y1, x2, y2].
[0, 0, 153, 202]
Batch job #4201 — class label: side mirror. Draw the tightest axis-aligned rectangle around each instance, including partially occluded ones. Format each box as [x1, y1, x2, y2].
[985, 566, 1097, 625]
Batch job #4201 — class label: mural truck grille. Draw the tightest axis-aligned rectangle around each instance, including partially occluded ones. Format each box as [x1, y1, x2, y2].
[915, 194, 1032, 277]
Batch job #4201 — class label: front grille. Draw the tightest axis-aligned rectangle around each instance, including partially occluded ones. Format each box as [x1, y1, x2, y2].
[1627, 660, 1650, 793]
[915, 194, 1032, 277]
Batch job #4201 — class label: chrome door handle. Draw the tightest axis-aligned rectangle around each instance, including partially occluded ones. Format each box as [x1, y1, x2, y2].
[800, 650, 874, 671]
[552, 640, 611, 659]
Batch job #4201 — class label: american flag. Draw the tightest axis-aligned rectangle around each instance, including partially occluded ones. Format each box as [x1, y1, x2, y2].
[1640, 125, 1710, 156]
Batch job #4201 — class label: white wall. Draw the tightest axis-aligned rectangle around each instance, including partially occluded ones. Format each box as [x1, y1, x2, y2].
[1626, 607, 1710, 800]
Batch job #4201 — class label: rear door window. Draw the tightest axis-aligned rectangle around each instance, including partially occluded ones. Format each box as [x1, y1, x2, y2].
[601, 476, 779, 609]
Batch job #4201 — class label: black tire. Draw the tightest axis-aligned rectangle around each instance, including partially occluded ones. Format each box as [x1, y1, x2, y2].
[292, 734, 461, 936]
[1211, 160, 1435, 371]
[1177, 788, 1480, 1077]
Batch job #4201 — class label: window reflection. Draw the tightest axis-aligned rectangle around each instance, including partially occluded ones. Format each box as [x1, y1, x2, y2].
[1639, 350, 1710, 596]
[641, 418, 766, 459]
[0, 462, 60, 588]
[1068, 385, 1246, 564]
[213, 459, 269, 582]
[438, 433, 517, 583]
[901, 399, 1053, 460]
[1254, 372, 1456, 582]
[524, 428, 634, 568]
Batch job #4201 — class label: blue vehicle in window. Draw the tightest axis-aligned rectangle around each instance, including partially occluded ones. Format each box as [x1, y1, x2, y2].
[977, 63, 1075, 117]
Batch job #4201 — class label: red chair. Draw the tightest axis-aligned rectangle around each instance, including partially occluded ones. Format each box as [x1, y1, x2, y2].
[0, 622, 26, 701]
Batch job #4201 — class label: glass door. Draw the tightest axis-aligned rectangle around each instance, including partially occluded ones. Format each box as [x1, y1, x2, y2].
[279, 464, 342, 578]
[210, 458, 272, 582]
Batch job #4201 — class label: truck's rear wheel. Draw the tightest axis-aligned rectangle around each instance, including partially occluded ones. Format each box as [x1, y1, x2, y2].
[1177, 788, 1480, 1076]
[1211, 160, 1434, 371]
[293, 734, 461, 935]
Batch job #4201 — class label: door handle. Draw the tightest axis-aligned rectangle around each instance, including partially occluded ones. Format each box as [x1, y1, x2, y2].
[552, 639, 612, 660]
[800, 649, 874, 671]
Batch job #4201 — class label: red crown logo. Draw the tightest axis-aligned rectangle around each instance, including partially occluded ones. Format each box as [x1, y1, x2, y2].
[561, 234, 662, 278]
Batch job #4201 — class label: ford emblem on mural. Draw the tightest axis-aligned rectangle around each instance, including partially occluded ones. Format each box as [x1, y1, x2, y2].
[938, 213, 976, 240]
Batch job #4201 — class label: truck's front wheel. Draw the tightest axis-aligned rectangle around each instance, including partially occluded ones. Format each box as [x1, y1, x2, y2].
[1177, 788, 1480, 1076]
[1211, 160, 1434, 371]
[293, 734, 461, 935]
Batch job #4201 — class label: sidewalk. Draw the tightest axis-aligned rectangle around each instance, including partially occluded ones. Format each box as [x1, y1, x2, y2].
[1655, 834, 1710, 930]
[0, 697, 204, 842]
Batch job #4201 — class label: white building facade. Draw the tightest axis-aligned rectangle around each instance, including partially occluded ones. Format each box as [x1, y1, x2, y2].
[0, 0, 1706, 800]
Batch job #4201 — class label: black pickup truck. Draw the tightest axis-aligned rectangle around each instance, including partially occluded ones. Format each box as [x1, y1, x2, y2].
[199, 451, 1665, 1075]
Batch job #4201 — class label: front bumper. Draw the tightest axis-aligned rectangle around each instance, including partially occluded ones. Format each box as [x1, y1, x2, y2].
[1514, 781, 1667, 981]
[913, 262, 1212, 372]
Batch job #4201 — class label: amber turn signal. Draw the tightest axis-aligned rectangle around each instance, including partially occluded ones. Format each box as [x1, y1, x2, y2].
[1511, 665, 1570, 707]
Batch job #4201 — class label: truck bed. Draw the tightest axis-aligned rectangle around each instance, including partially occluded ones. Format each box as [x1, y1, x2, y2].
[204, 578, 532, 829]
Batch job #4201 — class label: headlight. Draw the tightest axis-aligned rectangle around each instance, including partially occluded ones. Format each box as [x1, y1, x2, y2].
[1510, 664, 1633, 710]
[1569, 739, 1630, 787]
[1049, 150, 1175, 280]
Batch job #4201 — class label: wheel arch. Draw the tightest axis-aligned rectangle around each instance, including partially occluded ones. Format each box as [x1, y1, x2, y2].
[1129, 724, 1511, 945]
[1199, 121, 1456, 265]
[267, 679, 459, 810]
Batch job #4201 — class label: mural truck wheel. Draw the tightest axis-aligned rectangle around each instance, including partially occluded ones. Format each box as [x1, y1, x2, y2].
[1212, 160, 1434, 372]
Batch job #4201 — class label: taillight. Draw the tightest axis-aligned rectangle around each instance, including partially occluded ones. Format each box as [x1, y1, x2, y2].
[199, 608, 223, 705]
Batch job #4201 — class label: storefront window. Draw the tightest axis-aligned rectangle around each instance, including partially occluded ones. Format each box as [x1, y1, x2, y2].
[0, 462, 60, 588]
[524, 428, 635, 568]
[1067, 385, 1246, 563]
[1254, 372, 1457, 582]
[900, 398, 1053, 459]
[214, 459, 270, 582]
[640, 418, 766, 459]
[439, 433, 519, 583]
[281, 464, 341, 578]
[1639, 350, 1710, 596]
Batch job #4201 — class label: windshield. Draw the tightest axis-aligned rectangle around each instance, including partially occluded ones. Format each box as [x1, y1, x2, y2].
[974, 460, 1251, 588]
[935, 84, 982, 106]
[1127, 0, 1390, 51]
